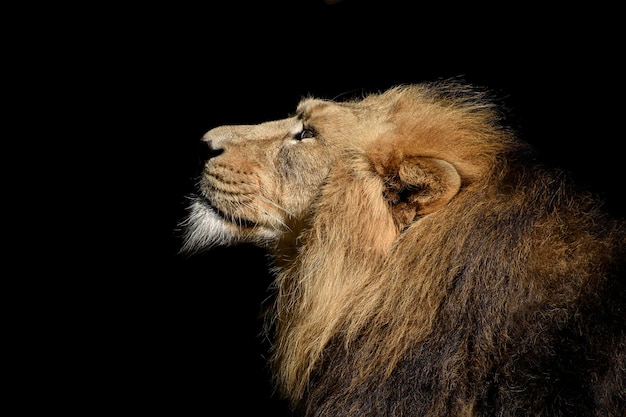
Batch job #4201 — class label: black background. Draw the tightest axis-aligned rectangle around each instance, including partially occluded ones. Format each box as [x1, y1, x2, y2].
[22, 1, 624, 415]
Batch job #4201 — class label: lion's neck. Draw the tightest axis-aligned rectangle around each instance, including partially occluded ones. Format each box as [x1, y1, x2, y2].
[266, 168, 405, 401]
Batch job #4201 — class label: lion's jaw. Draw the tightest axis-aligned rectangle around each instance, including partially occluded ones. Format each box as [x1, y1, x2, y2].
[180, 198, 275, 252]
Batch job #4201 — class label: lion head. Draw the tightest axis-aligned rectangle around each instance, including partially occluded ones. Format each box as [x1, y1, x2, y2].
[181, 81, 626, 416]
[182, 82, 510, 253]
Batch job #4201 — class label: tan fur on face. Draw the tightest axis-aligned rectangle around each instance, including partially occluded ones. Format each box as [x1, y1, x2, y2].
[182, 80, 626, 416]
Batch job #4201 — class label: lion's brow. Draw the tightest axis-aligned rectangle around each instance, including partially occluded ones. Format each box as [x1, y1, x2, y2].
[297, 100, 334, 119]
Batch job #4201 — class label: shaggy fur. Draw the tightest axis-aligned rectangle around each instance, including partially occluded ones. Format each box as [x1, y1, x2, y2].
[181, 81, 626, 416]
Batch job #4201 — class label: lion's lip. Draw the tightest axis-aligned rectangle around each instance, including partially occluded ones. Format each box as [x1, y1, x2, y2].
[197, 195, 258, 229]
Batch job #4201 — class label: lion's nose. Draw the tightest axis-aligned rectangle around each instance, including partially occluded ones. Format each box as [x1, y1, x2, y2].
[201, 134, 219, 150]
[200, 130, 227, 161]
[202, 126, 234, 149]
[198, 137, 223, 162]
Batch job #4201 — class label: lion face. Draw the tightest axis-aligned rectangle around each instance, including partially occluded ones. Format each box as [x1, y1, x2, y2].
[183, 98, 368, 250]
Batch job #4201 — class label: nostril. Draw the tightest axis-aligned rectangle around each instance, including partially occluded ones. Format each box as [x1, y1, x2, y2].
[199, 138, 223, 162]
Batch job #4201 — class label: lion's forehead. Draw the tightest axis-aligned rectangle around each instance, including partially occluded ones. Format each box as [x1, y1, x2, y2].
[297, 98, 360, 122]
[295, 97, 384, 142]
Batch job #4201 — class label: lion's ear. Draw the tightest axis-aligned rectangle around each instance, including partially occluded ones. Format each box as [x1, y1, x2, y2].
[387, 157, 461, 226]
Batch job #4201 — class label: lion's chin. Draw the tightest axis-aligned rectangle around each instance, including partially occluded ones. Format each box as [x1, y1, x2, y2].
[181, 198, 277, 253]
[197, 195, 259, 229]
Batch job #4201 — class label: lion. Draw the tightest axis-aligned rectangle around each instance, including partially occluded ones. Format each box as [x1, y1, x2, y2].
[181, 80, 626, 416]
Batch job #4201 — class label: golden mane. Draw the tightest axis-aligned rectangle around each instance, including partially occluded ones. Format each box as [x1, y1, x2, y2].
[182, 81, 626, 416]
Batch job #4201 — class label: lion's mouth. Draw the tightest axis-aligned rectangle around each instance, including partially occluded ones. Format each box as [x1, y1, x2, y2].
[197, 195, 258, 229]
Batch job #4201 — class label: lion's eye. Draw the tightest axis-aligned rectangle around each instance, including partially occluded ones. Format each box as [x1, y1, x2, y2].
[295, 127, 316, 141]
